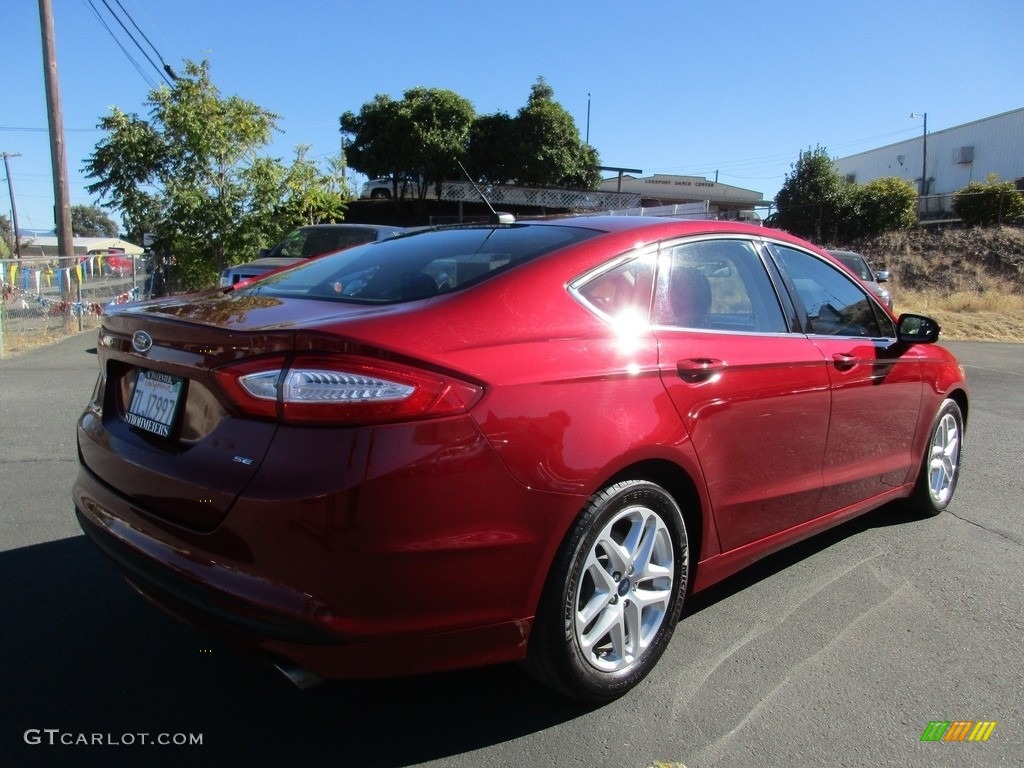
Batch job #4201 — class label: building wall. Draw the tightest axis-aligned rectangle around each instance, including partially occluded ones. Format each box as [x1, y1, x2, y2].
[835, 108, 1024, 213]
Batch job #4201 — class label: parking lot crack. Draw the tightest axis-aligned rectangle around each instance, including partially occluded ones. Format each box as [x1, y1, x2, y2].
[945, 509, 1024, 547]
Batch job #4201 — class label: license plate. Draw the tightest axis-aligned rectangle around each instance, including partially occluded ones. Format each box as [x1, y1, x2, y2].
[125, 369, 184, 438]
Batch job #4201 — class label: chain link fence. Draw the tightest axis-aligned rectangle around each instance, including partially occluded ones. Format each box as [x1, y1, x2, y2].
[1, 255, 159, 360]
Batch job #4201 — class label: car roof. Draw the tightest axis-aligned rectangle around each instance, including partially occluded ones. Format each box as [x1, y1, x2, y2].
[530, 215, 807, 247]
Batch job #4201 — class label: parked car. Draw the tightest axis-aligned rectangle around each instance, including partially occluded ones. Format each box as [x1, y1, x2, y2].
[74, 217, 966, 702]
[100, 251, 139, 277]
[219, 224, 404, 287]
[360, 177, 396, 199]
[359, 176, 422, 200]
[827, 249, 893, 309]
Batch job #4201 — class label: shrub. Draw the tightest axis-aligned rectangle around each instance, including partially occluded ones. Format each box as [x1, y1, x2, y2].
[953, 174, 1024, 226]
[852, 177, 918, 237]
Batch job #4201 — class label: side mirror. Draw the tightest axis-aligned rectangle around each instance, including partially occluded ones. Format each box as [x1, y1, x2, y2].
[875, 269, 891, 283]
[897, 313, 940, 344]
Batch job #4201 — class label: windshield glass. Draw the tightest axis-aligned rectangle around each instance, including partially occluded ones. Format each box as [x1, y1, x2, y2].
[240, 224, 599, 304]
[833, 253, 873, 281]
[267, 227, 384, 259]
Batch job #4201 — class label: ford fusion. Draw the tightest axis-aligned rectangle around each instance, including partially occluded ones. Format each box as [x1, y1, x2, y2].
[73, 217, 967, 702]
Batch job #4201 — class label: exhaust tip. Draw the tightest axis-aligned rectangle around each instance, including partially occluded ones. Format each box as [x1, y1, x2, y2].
[273, 659, 325, 690]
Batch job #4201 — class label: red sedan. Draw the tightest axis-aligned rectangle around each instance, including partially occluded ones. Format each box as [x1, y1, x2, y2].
[73, 216, 967, 702]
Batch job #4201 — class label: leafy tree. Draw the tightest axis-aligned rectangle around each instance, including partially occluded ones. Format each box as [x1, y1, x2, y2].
[0, 214, 11, 258]
[511, 78, 600, 188]
[953, 174, 1024, 226]
[343, 78, 601, 196]
[404, 87, 475, 198]
[274, 145, 348, 229]
[341, 94, 416, 199]
[85, 60, 347, 288]
[342, 88, 474, 202]
[851, 177, 918, 237]
[469, 112, 518, 183]
[71, 204, 119, 237]
[773, 147, 852, 242]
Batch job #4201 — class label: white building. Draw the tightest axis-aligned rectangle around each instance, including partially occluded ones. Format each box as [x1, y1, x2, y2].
[834, 107, 1024, 216]
[597, 174, 767, 216]
[16, 236, 144, 259]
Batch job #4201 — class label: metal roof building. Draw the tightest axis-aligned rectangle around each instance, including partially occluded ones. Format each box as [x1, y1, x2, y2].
[15, 236, 144, 259]
[597, 174, 767, 214]
[834, 107, 1024, 216]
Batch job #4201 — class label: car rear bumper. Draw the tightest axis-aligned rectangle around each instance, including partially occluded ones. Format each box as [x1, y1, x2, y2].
[72, 413, 584, 679]
[76, 494, 534, 680]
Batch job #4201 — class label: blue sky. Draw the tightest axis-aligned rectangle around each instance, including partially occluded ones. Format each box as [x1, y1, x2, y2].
[4, 0, 1023, 232]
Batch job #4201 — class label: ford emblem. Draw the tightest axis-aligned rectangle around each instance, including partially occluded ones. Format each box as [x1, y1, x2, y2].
[132, 331, 154, 354]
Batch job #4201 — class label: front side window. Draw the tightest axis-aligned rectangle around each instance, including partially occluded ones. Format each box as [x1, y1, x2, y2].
[772, 245, 890, 337]
[652, 238, 787, 333]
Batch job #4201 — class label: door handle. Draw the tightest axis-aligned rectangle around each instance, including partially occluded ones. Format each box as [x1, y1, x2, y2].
[832, 352, 858, 370]
[676, 358, 725, 383]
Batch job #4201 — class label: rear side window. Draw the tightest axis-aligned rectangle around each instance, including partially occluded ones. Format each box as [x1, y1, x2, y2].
[574, 254, 656, 322]
[244, 224, 599, 304]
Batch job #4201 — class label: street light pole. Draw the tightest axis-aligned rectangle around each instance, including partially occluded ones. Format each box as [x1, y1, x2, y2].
[910, 112, 928, 197]
[586, 93, 591, 145]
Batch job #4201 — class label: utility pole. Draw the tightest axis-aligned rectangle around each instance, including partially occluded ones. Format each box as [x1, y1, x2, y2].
[1, 152, 22, 258]
[38, 0, 77, 328]
[38, 0, 74, 266]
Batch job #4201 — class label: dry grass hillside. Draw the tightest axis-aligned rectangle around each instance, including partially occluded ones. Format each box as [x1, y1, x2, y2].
[847, 225, 1024, 341]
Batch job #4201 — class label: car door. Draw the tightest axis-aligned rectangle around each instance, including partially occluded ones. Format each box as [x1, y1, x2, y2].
[768, 243, 924, 515]
[653, 236, 832, 552]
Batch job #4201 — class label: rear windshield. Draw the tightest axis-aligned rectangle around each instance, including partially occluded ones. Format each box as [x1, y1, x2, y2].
[239, 224, 599, 303]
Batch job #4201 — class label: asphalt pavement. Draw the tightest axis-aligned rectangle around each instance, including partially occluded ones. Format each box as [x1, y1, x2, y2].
[1, 333, 1021, 768]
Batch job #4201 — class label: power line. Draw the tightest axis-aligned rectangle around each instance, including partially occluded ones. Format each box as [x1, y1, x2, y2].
[0, 125, 101, 133]
[112, 0, 178, 81]
[82, 0, 157, 89]
[98, 0, 174, 87]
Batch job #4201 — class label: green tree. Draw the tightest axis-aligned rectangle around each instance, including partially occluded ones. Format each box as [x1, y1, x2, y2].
[953, 174, 1024, 226]
[343, 78, 600, 196]
[274, 145, 349, 228]
[851, 177, 918, 238]
[341, 94, 416, 199]
[774, 147, 853, 242]
[85, 60, 346, 288]
[512, 78, 600, 188]
[404, 87, 475, 198]
[469, 112, 518, 183]
[71, 204, 119, 237]
[342, 88, 474, 202]
[0, 214, 12, 257]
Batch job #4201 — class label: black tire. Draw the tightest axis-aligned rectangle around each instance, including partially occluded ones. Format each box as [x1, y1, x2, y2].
[370, 189, 390, 200]
[524, 479, 689, 702]
[909, 398, 964, 517]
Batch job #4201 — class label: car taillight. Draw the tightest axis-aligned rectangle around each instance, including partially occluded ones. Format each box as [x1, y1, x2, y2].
[211, 355, 483, 425]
